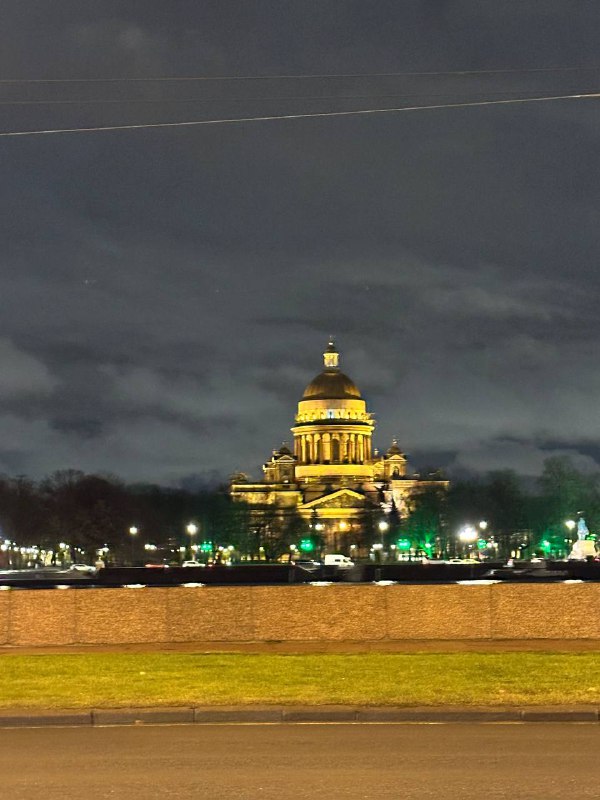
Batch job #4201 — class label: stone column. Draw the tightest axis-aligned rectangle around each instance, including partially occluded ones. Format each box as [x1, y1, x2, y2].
[341, 433, 349, 461]
[322, 432, 330, 462]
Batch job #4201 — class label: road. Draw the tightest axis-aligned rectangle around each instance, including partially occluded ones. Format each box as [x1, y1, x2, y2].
[1, 722, 599, 799]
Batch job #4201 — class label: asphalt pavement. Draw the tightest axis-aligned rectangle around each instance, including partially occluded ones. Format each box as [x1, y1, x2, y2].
[2, 722, 599, 799]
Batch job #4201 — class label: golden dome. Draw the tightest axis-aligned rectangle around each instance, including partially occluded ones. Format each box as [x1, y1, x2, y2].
[302, 370, 362, 400]
[301, 340, 362, 400]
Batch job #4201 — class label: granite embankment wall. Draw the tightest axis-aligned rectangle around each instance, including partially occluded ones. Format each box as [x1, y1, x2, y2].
[1, 583, 599, 648]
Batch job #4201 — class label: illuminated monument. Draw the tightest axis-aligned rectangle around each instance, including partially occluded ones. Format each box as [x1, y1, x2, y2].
[230, 341, 448, 550]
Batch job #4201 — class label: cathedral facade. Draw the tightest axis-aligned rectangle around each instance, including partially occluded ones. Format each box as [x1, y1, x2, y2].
[230, 341, 448, 551]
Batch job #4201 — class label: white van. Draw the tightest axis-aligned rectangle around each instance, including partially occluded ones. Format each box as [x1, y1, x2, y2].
[324, 554, 354, 569]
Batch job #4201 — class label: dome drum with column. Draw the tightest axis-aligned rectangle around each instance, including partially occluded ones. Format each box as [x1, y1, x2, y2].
[292, 341, 375, 479]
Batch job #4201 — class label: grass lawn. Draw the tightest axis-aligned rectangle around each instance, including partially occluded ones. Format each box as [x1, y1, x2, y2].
[1, 652, 599, 709]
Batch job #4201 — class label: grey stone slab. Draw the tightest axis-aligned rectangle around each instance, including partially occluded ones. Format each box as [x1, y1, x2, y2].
[0, 711, 92, 727]
[520, 706, 598, 722]
[281, 706, 358, 722]
[93, 707, 194, 725]
[357, 706, 521, 722]
[3, 704, 599, 728]
[194, 706, 283, 723]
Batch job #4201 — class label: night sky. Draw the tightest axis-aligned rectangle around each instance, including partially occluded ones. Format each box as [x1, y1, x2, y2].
[1, 2, 599, 484]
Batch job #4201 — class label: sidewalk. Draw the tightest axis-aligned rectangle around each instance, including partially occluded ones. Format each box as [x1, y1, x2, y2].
[2, 638, 600, 656]
[1, 704, 599, 727]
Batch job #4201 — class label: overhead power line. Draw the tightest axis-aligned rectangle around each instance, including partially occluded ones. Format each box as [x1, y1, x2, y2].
[1, 88, 597, 106]
[0, 65, 599, 84]
[0, 91, 598, 139]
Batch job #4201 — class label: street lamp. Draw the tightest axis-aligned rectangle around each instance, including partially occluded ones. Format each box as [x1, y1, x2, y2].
[564, 519, 576, 558]
[458, 525, 478, 559]
[129, 526, 138, 565]
[186, 522, 198, 561]
[378, 520, 389, 560]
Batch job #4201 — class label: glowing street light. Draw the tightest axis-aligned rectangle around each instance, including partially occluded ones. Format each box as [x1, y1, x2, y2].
[458, 525, 478, 559]
[458, 525, 477, 543]
[378, 520, 389, 555]
[129, 526, 138, 565]
[185, 522, 198, 561]
[565, 519, 576, 532]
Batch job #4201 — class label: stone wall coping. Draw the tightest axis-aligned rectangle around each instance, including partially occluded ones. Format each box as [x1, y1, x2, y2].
[0, 704, 598, 728]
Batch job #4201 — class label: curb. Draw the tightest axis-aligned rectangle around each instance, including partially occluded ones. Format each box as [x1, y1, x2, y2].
[0, 705, 598, 728]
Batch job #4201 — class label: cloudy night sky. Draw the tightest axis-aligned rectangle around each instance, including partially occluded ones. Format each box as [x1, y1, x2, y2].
[0, 2, 599, 485]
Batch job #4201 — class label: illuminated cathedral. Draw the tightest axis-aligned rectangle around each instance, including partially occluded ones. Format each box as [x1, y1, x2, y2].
[230, 341, 448, 550]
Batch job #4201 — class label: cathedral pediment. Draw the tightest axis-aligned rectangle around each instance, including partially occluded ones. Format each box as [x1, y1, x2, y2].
[300, 488, 371, 510]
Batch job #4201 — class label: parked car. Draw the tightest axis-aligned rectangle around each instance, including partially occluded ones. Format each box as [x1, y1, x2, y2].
[323, 554, 354, 569]
[69, 563, 97, 573]
[182, 560, 206, 567]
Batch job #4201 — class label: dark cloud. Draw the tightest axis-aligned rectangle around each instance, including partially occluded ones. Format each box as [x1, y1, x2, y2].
[0, 2, 599, 482]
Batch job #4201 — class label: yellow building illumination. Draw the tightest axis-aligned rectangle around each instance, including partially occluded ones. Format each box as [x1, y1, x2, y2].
[230, 341, 448, 550]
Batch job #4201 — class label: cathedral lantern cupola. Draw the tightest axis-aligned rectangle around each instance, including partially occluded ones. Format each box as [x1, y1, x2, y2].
[291, 340, 375, 480]
[323, 339, 339, 369]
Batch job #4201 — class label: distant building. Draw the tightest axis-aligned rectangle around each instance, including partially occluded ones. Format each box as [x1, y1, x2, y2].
[230, 341, 448, 551]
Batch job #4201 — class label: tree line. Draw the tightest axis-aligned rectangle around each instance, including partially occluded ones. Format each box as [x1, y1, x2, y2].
[402, 456, 600, 559]
[0, 456, 597, 565]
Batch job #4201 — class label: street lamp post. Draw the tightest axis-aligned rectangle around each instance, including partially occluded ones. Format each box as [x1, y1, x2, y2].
[310, 521, 324, 558]
[378, 520, 389, 561]
[477, 520, 488, 560]
[565, 519, 576, 558]
[186, 522, 198, 561]
[458, 525, 478, 559]
[128, 526, 138, 565]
